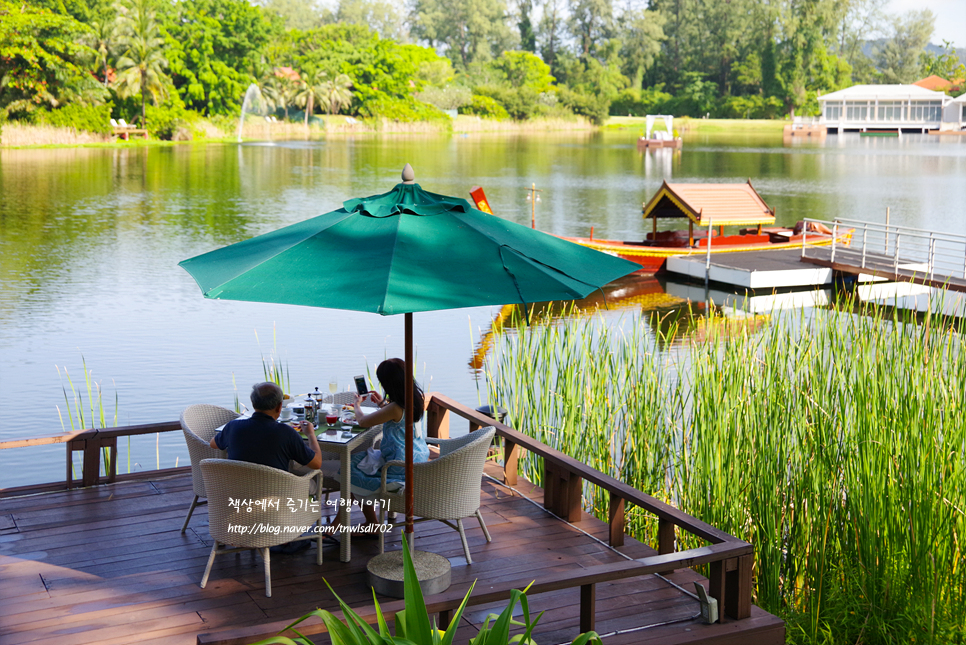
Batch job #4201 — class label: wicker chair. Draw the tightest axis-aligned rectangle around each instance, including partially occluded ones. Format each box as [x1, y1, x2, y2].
[199, 458, 323, 597]
[375, 426, 496, 563]
[180, 404, 238, 533]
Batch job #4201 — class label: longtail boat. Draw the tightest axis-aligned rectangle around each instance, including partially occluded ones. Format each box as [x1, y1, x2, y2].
[470, 181, 852, 274]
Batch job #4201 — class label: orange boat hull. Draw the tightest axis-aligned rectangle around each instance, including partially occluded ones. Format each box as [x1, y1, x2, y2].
[561, 232, 851, 274]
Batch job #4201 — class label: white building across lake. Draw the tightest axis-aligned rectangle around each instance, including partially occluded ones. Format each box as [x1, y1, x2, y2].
[818, 84, 961, 133]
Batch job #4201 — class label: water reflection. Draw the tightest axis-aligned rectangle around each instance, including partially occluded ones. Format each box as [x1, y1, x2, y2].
[2, 131, 965, 487]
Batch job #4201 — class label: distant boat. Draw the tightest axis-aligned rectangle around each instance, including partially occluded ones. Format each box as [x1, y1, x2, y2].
[637, 114, 683, 149]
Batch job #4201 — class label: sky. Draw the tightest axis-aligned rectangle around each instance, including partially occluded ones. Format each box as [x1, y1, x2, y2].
[887, 0, 966, 48]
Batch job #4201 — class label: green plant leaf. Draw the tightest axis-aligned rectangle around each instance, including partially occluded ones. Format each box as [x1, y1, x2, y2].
[570, 631, 603, 645]
[400, 535, 434, 639]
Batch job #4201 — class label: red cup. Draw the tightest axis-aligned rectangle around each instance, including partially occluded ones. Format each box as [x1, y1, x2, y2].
[326, 413, 338, 426]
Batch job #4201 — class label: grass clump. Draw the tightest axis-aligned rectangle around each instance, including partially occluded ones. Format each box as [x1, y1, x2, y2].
[485, 301, 966, 645]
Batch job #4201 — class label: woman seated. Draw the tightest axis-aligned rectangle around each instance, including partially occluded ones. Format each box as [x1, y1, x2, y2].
[329, 358, 429, 532]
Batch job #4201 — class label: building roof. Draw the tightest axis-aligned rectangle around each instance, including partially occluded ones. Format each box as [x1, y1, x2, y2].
[914, 75, 953, 91]
[915, 75, 965, 91]
[818, 84, 950, 102]
[642, 181, 775, 227]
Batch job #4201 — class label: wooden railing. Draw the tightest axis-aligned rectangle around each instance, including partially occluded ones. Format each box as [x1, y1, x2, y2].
[0, 393, 755, 642]
[0, 421, 183, 496]
[424, 392, 754, 622]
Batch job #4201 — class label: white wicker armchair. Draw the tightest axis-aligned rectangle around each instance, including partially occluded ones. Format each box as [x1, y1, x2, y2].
[180, 404, 238, 533]
[199, 458, 323, 597]
[375, 426, 496, 563]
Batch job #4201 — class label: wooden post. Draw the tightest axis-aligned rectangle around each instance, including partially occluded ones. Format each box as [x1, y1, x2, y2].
[608, 493, 625, 547]
[503, 439, 519, 486]
[657, 517, 675, 574]
[439, 609, 452, 630]
[67, 435, 117, 488]
[708, 559, 727, 622]
[425, 400, 450, 440]
[544, 461, 582, 522]
[724, 553, 753, 619]
[580, 584, 596, 633]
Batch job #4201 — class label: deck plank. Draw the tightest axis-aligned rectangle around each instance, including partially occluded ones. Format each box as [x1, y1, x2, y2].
[0, 471, 783, 645]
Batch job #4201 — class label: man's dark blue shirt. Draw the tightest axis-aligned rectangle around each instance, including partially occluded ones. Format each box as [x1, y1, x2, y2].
[213, 411, 315, 471]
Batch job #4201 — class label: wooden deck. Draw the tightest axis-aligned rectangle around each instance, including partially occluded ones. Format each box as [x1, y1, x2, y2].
[0, 464, 783, 645]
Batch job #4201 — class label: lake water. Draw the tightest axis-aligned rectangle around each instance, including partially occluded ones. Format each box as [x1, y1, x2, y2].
[2, 130, 964, 488]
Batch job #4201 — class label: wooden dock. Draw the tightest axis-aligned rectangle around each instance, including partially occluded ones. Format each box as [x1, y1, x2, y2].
[666, 248, 833, 289]
[0, 395, 785, 645]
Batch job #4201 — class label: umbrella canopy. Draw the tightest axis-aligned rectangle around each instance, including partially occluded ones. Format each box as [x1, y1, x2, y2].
[179, 180, 636, 314]
[179, 167, 640, 542]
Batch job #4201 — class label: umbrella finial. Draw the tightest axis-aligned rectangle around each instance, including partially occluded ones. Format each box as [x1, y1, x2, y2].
[401, 164, 415, 184]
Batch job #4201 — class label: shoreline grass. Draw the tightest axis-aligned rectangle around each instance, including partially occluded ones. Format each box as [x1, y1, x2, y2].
[485, 301, 966, 645]
[605, 116, 788, 133]
[2, 113, 725, 148]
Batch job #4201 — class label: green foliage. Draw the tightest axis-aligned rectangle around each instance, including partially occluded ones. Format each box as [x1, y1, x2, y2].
[557, 85, 609, 125]
[488, 301, 966, 645]
[145, 99, 198, 139]
[663, 71, 717, 117]
[417, 85, 472, 110]
[411, 0, 514, 68]
[252, 535, 602, 645]
[489, 51, 555, 92]
[459, 94, 509, 120]
[609, 86, 672, 116]
[875, 9, 935, 84]
[0, 1, 106, 117]
[474, 84, 540, 120]
[113, 0, 170, 125]
[920, 39, 966, 85]
[717, 94, 783, 119]
[164, 0, 272, 116]
[359, 94, 450, 124]
[336, 0, 407, 42]
[617, 9, 665, 90]
[36, 102, 113, 134]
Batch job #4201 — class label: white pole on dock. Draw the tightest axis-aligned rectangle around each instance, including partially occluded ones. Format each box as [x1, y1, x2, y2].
[885, 207, 890, 253]
[705, 217, 713, 286]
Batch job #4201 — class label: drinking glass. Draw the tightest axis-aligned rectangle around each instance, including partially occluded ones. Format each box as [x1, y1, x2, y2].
[328, 378, 338, 400]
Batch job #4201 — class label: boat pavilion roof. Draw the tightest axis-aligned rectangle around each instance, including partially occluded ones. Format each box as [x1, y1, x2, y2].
[642, 180, 776, 227]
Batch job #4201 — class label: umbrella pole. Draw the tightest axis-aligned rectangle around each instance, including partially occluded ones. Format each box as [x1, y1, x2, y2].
[404, 312, 414, 540]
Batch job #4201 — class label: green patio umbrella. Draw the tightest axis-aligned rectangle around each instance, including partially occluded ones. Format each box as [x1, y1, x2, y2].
[178, 165, 639, 544]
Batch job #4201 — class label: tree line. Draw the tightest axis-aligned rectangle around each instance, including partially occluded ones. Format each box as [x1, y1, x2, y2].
[1, 0, 962, 138]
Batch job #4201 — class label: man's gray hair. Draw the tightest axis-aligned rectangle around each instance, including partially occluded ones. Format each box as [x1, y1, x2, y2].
[250, 382, 283, 411]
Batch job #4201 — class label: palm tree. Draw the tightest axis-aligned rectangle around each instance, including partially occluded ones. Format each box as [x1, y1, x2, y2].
[320, 74, 353, 115]
[294, 69, 327, 127]
[259, 75, 286, 120]
[86, 18, 118, 87]
[113, 0, 168, 126]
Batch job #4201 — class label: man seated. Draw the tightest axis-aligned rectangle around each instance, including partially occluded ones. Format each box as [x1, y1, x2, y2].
[210, 382, 324, 553]
[210, 381, 322, 472]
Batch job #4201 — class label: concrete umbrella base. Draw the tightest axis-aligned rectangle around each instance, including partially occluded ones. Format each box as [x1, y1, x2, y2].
[366, 549, 452, 598]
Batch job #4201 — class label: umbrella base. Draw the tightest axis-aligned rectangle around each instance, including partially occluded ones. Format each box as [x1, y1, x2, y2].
[366, 549, 452, 598]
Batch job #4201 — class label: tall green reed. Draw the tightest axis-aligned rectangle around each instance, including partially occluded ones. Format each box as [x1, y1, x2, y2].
[485, 299, 966, 645]
[255, 324, 290, 394]
[57, 356, 119, 477]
